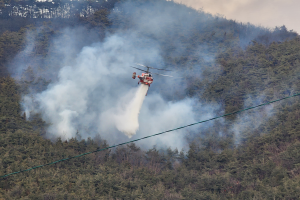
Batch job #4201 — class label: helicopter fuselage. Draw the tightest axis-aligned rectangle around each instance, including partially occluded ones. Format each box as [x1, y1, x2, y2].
[132, 72, 153, 86]
[137, 73, 153, 86]
[131, 64, 172, 88]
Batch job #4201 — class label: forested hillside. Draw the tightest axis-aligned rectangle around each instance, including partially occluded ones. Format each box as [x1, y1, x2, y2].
[1, 0, 300, 199]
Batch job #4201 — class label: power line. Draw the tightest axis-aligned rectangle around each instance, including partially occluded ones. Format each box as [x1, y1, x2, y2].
[1, 92, 300, 179]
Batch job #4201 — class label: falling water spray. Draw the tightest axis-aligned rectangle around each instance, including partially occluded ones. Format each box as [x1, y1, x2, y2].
[114, 84, 149, 138]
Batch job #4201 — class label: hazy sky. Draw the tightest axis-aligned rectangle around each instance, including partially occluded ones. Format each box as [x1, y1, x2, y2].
[174, 0, 300, 33]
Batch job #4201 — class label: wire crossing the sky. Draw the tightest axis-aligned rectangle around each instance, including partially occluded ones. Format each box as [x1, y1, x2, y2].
[1, 92, 300, 179]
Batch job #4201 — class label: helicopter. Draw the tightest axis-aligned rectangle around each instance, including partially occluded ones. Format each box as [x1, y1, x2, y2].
[131, 63, 173, 87]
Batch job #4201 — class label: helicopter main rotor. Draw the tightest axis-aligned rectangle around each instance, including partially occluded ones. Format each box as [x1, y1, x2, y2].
[130, 66, 173, 77]
[135, 63, 172, 72]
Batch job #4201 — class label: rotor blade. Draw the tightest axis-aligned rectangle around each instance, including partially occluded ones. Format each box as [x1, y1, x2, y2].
[135, 63, 148, 68]
[135, 63, 172, 71]
[130, 66, 149, 73]
[151, 72, 173, 77]
[153, 68, 172, 71]
[151, 72, 183, 78]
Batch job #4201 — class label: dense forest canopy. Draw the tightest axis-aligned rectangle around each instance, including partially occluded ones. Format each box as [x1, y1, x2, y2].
[1, 0, 300, 199]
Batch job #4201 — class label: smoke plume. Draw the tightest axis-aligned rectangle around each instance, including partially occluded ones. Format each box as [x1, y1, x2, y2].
[7, 0, 219, 151]
[11, 0, 281, 150]
[231, 95, 274, 144]
[15, 27, 209, 150]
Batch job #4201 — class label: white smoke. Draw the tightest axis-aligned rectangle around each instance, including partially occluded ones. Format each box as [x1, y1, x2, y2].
[17, 29, 211, 150]
[15, 0, 223, 150]
[14, 0, 279, 151]
[231, 95, 274, 144]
